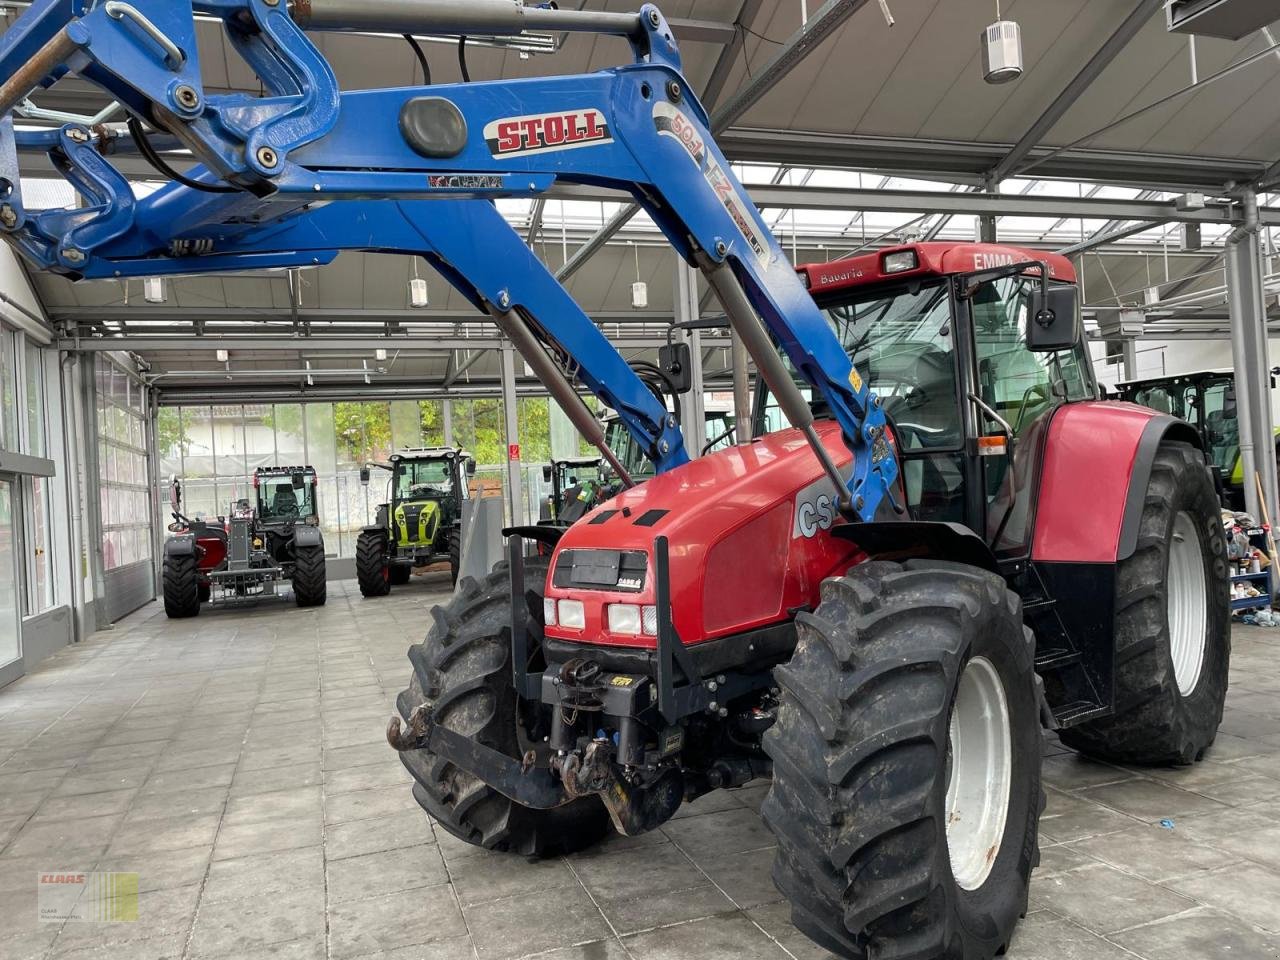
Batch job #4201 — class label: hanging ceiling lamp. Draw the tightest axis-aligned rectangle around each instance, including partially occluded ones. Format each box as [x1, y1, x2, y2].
[982, 0, 1023, 84]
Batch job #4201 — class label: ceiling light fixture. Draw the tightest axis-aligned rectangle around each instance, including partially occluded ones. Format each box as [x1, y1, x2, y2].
[144, 276, 166, 303]
[630, 241, 648, 310]
[375, 348, 388, 361]
[409, 258, 429, 308]
[981, 0, 1023, 84]
[215, 349, 229, 362]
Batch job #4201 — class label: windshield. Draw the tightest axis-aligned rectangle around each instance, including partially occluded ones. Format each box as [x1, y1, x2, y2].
[258, 477, 315, 519]
[759, 277, 1091, 448]
[396, 459, 454, 500]
[760, 281, 961, 451]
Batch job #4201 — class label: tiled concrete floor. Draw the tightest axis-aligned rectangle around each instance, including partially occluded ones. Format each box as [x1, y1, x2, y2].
[2, 578, 1280, 960]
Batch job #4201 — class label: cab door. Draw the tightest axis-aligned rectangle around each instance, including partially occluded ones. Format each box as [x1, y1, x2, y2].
[962, 277, 1094, 558]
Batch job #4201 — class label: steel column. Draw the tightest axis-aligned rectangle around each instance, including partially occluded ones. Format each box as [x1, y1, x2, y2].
[673, 260, 706, 455]
[1225, 191, 1276, 524]
[442, 398, 454, 446]
[499, 342, 523, 526]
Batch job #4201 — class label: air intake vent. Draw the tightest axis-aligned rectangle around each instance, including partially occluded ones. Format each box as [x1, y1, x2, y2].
[1167, 0, 1277, 40]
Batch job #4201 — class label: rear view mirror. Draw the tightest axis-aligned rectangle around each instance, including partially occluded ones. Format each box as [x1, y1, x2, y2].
[359, 467, 370, 485]
[291, 472, 305, 489]
[466, 458, 477, 477]
[1224, 388, 1237, 416]
[169, 476, 182, 510]
[1027, 285, 1081, 352]
[657, 342, 692, 394]
[542, 465, 553, 483]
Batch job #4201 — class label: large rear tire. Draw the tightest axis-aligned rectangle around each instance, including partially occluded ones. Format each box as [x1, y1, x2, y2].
[292, 544, 328, 607]
[1059, 440, 1230, 766]
[396, 559, 611, 857]
[763, 560, 1043, 960]
[162, 553, 201, 619]
[356, 530, 391, 598]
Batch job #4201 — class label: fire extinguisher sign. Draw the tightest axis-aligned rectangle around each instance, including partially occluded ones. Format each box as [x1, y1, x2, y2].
[508, 444, 520, 461]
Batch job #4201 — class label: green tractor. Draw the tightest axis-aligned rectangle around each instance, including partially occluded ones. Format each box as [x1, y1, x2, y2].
[1116, 368, 1280, 510]
[355, 447, 475, 596]
[540, 457, 606, 525]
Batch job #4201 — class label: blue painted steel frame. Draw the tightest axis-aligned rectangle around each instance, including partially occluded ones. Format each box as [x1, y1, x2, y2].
[0, 0, 898, 519]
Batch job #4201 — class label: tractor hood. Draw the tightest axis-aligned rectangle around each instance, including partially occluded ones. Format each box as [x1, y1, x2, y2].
[544, 421, 864, 649]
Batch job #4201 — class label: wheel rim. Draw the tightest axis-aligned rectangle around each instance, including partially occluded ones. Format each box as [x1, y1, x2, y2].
[1168, 511, 1208, 696]
[944, 656, 1012, 892]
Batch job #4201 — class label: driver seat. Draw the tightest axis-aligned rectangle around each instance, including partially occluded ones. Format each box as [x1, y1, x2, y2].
[272, 486, 298, 516]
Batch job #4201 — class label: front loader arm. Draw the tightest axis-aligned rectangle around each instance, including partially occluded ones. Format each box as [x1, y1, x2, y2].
[0, 0, 899, 519]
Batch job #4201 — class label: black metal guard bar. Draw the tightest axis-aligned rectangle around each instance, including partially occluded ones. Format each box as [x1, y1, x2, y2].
[508, 533, 543, 700]
[653, 535, 702, 722]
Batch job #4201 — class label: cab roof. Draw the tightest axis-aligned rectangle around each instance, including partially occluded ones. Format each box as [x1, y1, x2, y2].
[389, 447, 471, 461]
[798, 242, 1077, 298]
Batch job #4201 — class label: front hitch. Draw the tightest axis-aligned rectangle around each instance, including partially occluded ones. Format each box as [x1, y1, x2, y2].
[386, 705, 571, 810]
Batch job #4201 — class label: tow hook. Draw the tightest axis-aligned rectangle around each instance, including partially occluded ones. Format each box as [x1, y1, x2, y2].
[555, 740, 612, 799]
[387, 703, 432, 751]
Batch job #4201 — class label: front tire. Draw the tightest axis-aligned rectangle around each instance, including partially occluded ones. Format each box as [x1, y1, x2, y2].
[1059, 440, 1229, 765]
[162, 553, 201, 619]
[448, 525, 461, 587]
[292, 544, 327, 607]
[763, 560, 1043, 960]
[356, 530, 391, 598]
[396, 559, 611, 857]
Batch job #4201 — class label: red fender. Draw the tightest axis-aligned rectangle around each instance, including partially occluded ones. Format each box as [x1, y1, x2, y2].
[1031, 401, 1201, 564]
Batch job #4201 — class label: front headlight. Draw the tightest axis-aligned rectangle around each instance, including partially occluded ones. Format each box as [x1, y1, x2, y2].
[608, 604, 642, 635]
[558, 599, 586, 630]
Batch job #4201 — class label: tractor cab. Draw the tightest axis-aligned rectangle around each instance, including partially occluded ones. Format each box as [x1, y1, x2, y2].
[766, 241, 1097, 559]
[254, 466, 319, 528]
[1114, 369, 1260, 507]
[542, 457, 606, 525]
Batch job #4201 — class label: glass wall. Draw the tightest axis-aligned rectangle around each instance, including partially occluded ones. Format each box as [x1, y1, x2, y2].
[0, 481, 17, 667]
[95, 356, 153, 571]
[1, 326, 61, 621]
[159, 398, 559, 557]
[0, 327, 16, 449]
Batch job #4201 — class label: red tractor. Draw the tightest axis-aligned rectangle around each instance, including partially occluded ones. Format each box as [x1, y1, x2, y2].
[394, 242, 1228, 959]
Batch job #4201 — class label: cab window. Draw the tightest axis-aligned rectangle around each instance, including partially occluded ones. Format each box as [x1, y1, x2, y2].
[396, 460, 453, 500]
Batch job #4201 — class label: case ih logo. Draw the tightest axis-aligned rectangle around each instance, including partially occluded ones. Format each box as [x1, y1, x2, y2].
[484, 110, 612, 158]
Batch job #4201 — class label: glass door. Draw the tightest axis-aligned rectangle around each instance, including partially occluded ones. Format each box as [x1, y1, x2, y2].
[0, 480, 19, 668]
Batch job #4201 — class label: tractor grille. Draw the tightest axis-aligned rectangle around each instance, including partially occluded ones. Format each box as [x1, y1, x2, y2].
[397, 502, 441, 545]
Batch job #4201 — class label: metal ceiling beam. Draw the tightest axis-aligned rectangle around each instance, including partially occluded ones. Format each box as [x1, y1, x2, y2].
[716, 128, 1267, 191]
[748, 183, 1272, 225]
[59, 335, 684, 353]
[555, 204, 639, 282]
[710, 0, 873, 132]
[667, 17, 739, 45]
[701, 0, 766, 111]
[558, 0, 858, 281]
[989, 0, 1163, 184]
[48, 306, 676, 323]
[1057, 219, 1164, 255]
